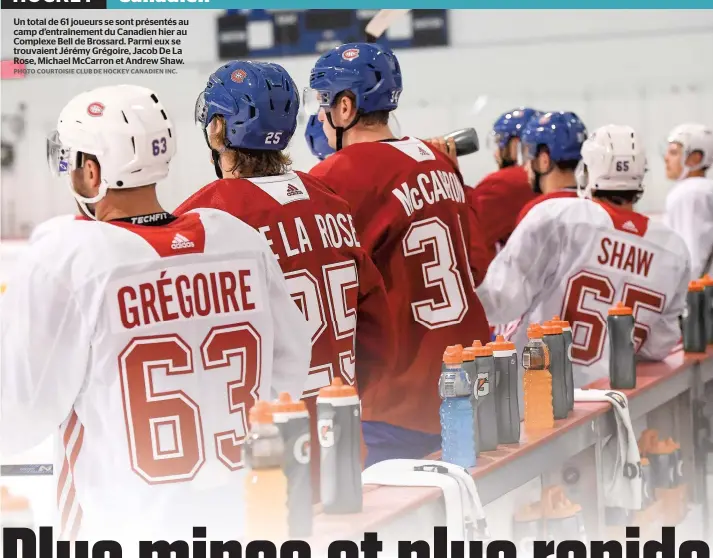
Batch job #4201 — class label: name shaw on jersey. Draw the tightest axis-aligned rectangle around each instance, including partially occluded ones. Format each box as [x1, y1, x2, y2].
[597, 236, 654, 277]
[258, 212, 360, 261]
[111, 260, 262, 331]
[392, 170, 465, 217]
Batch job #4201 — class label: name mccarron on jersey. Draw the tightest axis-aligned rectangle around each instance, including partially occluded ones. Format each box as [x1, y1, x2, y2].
[110, 259, 262, 331]
[392, 170, 465, 217]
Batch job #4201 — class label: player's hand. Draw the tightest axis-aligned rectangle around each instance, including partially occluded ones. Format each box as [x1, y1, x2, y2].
[426, 136, 459, 171]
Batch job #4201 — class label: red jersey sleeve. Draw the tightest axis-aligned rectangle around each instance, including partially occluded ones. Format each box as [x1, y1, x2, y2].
[468, 166, 538, 249]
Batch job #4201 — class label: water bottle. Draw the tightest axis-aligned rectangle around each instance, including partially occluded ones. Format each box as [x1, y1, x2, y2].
[472, 340, 499, 452]
[272, 392, 313, 537]
[542, 323, 568, 420]
[683, 280, 707, 353]
[244, 401, 288, 542]
[488, 335, 521, 445]
[701, 274, 713, 344]
[461, 347, 481, 455]
[522, 324, 554, 431]
[640, 457, 655, 508]
[541, 485, 587, 544]
[550, 316, 574, 412]
[318, 378, 363, 514]
[0, 486, 34, 551]
[607, 302, 637, 390]
[439, 345, 476, 468]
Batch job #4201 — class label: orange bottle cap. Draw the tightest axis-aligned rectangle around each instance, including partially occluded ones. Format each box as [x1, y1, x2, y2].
[608, 302, 633, 316]
[471, 339, 493, 357]
[542, 323, 563, 335]
[272, 392, 307, 413]
[462, 347, 476, 362]
[249, 401, 274, 425]
[641, 457, 649, 466]
[0, 486, 31, 511]
[700, 274, 713, 287]
[488, 334, 516, 351]
[443, 345, 464, 365]
[527, 323, 544, 339]
[689, 280, 704, 292]
[319, 377, 358, 398]
[549, 315, 571, 329]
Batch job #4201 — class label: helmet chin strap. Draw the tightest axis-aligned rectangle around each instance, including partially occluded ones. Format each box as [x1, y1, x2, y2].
[69, 179, 108, 221]
[326, 111, 361, 151]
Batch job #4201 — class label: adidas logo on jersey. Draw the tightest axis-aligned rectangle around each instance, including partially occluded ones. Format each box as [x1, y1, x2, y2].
[171, 233, 195, 250]
[418, 146, 429, 156]
[622, 220, 639, 233]
[286, 184, 302, 197]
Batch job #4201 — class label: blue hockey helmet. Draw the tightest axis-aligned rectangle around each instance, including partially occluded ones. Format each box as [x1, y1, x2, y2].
[305, 113, 334, 161]
[195, 60, 299, 154]
[305, 43, 403, 150]
[520, 111, 587, 163]
[489, 107, 542, 150]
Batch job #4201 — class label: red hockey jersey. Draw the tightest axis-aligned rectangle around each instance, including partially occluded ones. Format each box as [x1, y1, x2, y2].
[310, 138, 491, 435]
[176, 171, 394, 481]
[467, 165, 538, 254]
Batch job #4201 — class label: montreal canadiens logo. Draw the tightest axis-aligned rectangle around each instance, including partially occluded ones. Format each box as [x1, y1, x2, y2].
[318, 418, 334, 448]
[87, 102, 105, 117]
[293, 433, 311, 465]
[342, 48, 359, 61]
[231, 69, 247, 83]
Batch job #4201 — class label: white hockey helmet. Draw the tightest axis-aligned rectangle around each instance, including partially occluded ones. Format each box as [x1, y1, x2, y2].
[576, 124, 647, 201]
[47, 85, 176, 211]
[666, 123, 713, 180]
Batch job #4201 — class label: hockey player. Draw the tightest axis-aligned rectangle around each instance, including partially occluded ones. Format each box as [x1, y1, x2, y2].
[514, 111, 587, 225]
[476, 124, 690, 388]
[305, 112, 335, 161]
[175, 61, 394, 482]
[663, 123, 713, 278]
[468, 108, 540, 254]
[0, 85, 310, 542]
[306, 42, 491, 464]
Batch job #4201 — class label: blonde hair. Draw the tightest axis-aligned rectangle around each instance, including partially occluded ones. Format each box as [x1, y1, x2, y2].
[207, 116, 292, 178]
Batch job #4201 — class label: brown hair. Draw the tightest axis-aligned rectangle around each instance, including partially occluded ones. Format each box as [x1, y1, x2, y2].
[335, 91, 390, 127]
[208, 116, 291, 178]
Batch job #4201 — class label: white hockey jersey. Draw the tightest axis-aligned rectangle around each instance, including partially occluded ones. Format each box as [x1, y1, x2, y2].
[477, 197, 690, 389]
[0, 208, 310, 542]
[664, 176, 713, 279]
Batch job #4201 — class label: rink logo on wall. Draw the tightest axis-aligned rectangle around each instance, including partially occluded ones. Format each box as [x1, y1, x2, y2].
[217, 10, 449, 60]
[342, 48, 359, 61]
[87, 102, 105, 117]
[230, 69, 247, 83]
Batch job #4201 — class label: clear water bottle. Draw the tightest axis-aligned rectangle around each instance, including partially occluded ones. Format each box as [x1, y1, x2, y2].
[439, 345, 476, 468]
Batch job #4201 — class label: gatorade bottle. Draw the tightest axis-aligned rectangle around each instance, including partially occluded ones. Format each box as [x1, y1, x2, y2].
[701, 274, 713, 344]
[668, 438, 684, 487]
[640, 429, 675, 490]
[318, 378, 362, 514]
[471, 340, 499, 452]
[607, 302, 637, 390]
[542, 323, 568, 420]
[461, 347, 481, 455]
[640, 457, 654, 509]
[550, 316, 574, 412]
[522, 324, 554, 431]
[683, 280, 707, 353]
[513, 502, 543, 558]
[244, 401, 288, 542]
[541, 485, 587, 544]
[488, 335, 521, 445]
[439, 345, 476, 468]
[272, 392, 312, 538]
[0, 486, 34, 550]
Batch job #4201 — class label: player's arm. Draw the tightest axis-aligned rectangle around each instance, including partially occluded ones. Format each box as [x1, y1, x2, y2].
[475, 202, 562, 325]
[353, 251, 396, 394]
[464, 204, 496, 286]
[263, 249, 312, 400]
[638, 254, 691, 361]
[664, 189, 713, 278]
[0, 257, 90, 456]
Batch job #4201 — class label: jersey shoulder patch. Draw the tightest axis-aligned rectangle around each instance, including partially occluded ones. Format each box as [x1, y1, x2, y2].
[383, 138, 436, 162]
[246, 172, 310, 206]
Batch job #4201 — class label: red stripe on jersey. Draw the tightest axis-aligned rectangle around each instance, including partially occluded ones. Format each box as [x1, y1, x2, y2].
[594, 201, 649, 237]
[58, 410, 85, 542]
[109, 213, 207, 258]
